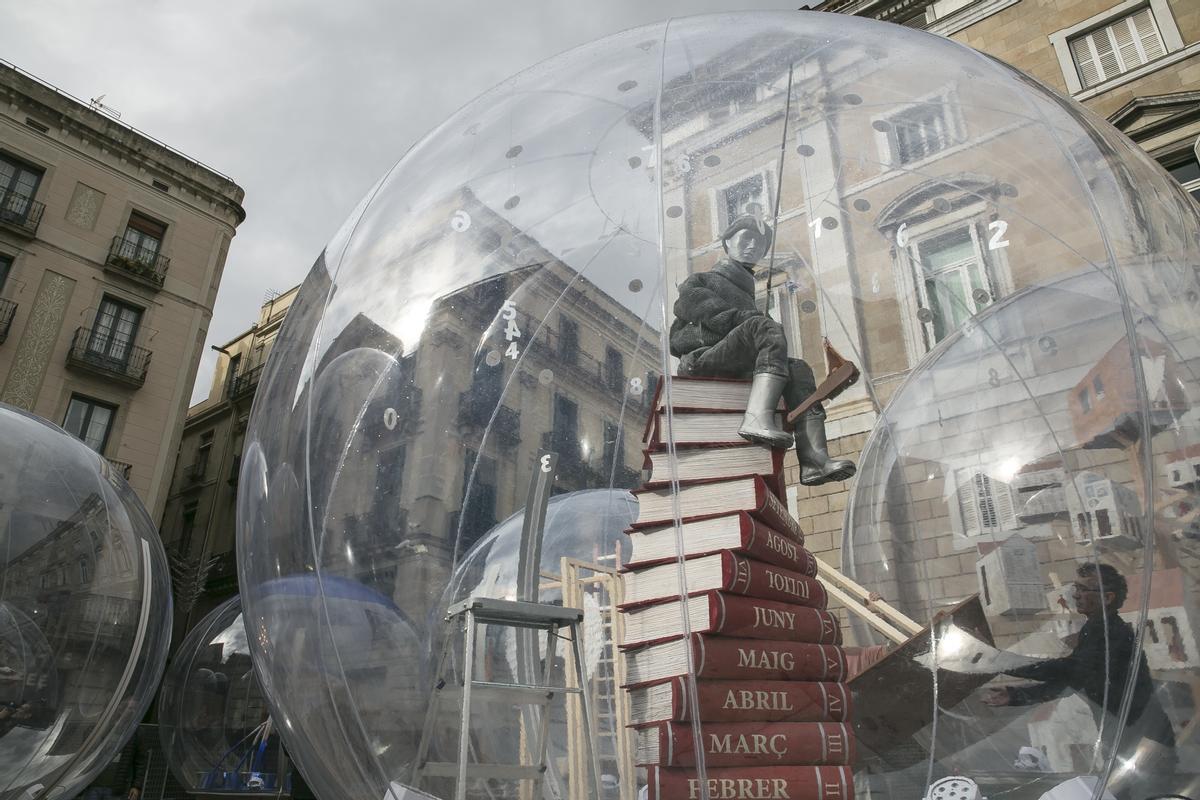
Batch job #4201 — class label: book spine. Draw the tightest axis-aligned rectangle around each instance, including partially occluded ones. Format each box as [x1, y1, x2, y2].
[713, 594, 842, 644]
[722, 552, 827, 609]
[669, 680, 850, 724]
[742, 515, 814, 572]
[753, 477, 804, 541]
[641, 380, 666, 445]
[695, 638, 846, 683]
[643, 450, 782, 487]
[649, 765, 854, 800]
[654, 721, 854, 767]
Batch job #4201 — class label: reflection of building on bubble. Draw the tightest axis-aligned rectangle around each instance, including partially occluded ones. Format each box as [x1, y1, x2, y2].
[158, 596, 292, 794]
[0, 403, 171, 800]
[227, 11, 1200, 800]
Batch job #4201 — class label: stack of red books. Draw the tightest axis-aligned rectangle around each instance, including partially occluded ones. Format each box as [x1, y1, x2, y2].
[619, 377, 854, 800]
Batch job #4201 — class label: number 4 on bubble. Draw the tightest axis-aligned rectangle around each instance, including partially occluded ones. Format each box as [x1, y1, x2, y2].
[500, 300, 521, 359]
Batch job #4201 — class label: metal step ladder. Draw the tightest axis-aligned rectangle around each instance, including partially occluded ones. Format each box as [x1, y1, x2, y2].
[411, 596, 602, 800]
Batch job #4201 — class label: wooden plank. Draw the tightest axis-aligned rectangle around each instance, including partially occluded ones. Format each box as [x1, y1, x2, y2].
[815, 556, 923, 636]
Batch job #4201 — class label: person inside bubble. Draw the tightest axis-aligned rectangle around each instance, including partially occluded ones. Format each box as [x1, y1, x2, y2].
[669, 213, 855, 485]
[982, 563, 1177, 795]
[0, 701, 34, 737]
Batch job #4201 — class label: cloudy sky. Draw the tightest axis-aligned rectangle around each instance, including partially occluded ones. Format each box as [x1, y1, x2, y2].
[6, 0, 811, 403]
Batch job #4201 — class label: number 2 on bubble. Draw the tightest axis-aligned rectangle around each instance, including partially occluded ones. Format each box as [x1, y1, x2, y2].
[987, 220, 1009, 250]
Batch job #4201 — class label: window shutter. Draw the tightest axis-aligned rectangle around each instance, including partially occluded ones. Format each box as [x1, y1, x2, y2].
[1113, 17, 1141, 70]
[958, 473, 981, 536]
[1093, 30, 1121, 81]
[1132, 7, 1165, 60]
[1070, 36, 1101, 88]
[994, 478, 1018, 530]
[1070, 7, 1167, 89]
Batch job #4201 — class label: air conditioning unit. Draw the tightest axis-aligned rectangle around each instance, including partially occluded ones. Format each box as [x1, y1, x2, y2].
[1066, 472, 1143, 549]
[976, 533, 1045, 616]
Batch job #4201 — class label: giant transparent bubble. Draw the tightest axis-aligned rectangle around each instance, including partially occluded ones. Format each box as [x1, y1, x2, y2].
[0, 403, 172, 800]
[425, 490, 635, 799]
[158, 596, 289, 794]
[238, 10, 1200, 799]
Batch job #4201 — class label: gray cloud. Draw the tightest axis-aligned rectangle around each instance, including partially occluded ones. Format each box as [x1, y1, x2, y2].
[6, 0, 811, 402]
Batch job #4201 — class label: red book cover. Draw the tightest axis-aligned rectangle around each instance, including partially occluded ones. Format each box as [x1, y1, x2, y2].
[619, 592, 842, 649]
[638, 721, 854, 767]
[628, 677, 850, 725]
[632, 475, 802, 542]
[647, 765, 854, 800]
[625, 511, 812, 572]
[620, 552, 828, 610]
[622, 636, 847, 687]
[640, 444, 785, 489]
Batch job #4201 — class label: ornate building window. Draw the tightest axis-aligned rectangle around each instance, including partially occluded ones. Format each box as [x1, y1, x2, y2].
[876, 91, 965, 168]
[0, 151, 43, 223]
[1049, 0, 1186, 96]
[63, 394, 116, 453]
[711, 167, 774, 237]
[1164, 151, 1200, 202]
[117, 211, 168, 267]
[558, 316, 579, 365]
[913, 225, 993, 342]
[876, 175, 1014, 364]
[459, 448, 497, 552]
[88, 296, 143, 366]
[1068, 6, 1166, 89]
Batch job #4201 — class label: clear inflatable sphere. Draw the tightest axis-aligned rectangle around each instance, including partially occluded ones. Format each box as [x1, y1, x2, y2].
[0, 403, 172, 800]
[843, 264, 1200, 796]
[158, 596, 288, 793]
[427, 491, 635, 798]
[237, 10, 1200, 800]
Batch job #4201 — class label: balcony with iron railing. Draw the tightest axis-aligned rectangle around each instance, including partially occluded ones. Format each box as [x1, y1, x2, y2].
[522, 318, 627, 399]
[183, 460, 207, 485]
[540, 430, 605, 486]
[105, 458, 132, 480]
[538, 431, 640, 487]
[105, 236, 170, 290]
[204, 550, 238, 593]
[0, 188, 44, 238]
[0, 298, 16, 343]
[457, 390, 521, 447]
[228, 363, 264, 400]
[66, 327, 151, 387]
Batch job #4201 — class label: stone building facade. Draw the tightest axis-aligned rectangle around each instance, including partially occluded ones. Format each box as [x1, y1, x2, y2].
[163, 189, 659, 632]
[0, 61, 245, 519]
[815, 0, 1200, 197]
[158, 287, 297, 636]
[651, 13, 1200, 779]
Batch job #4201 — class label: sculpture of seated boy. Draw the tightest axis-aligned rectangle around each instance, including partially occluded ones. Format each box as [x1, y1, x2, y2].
[669, 214, 855, 486]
